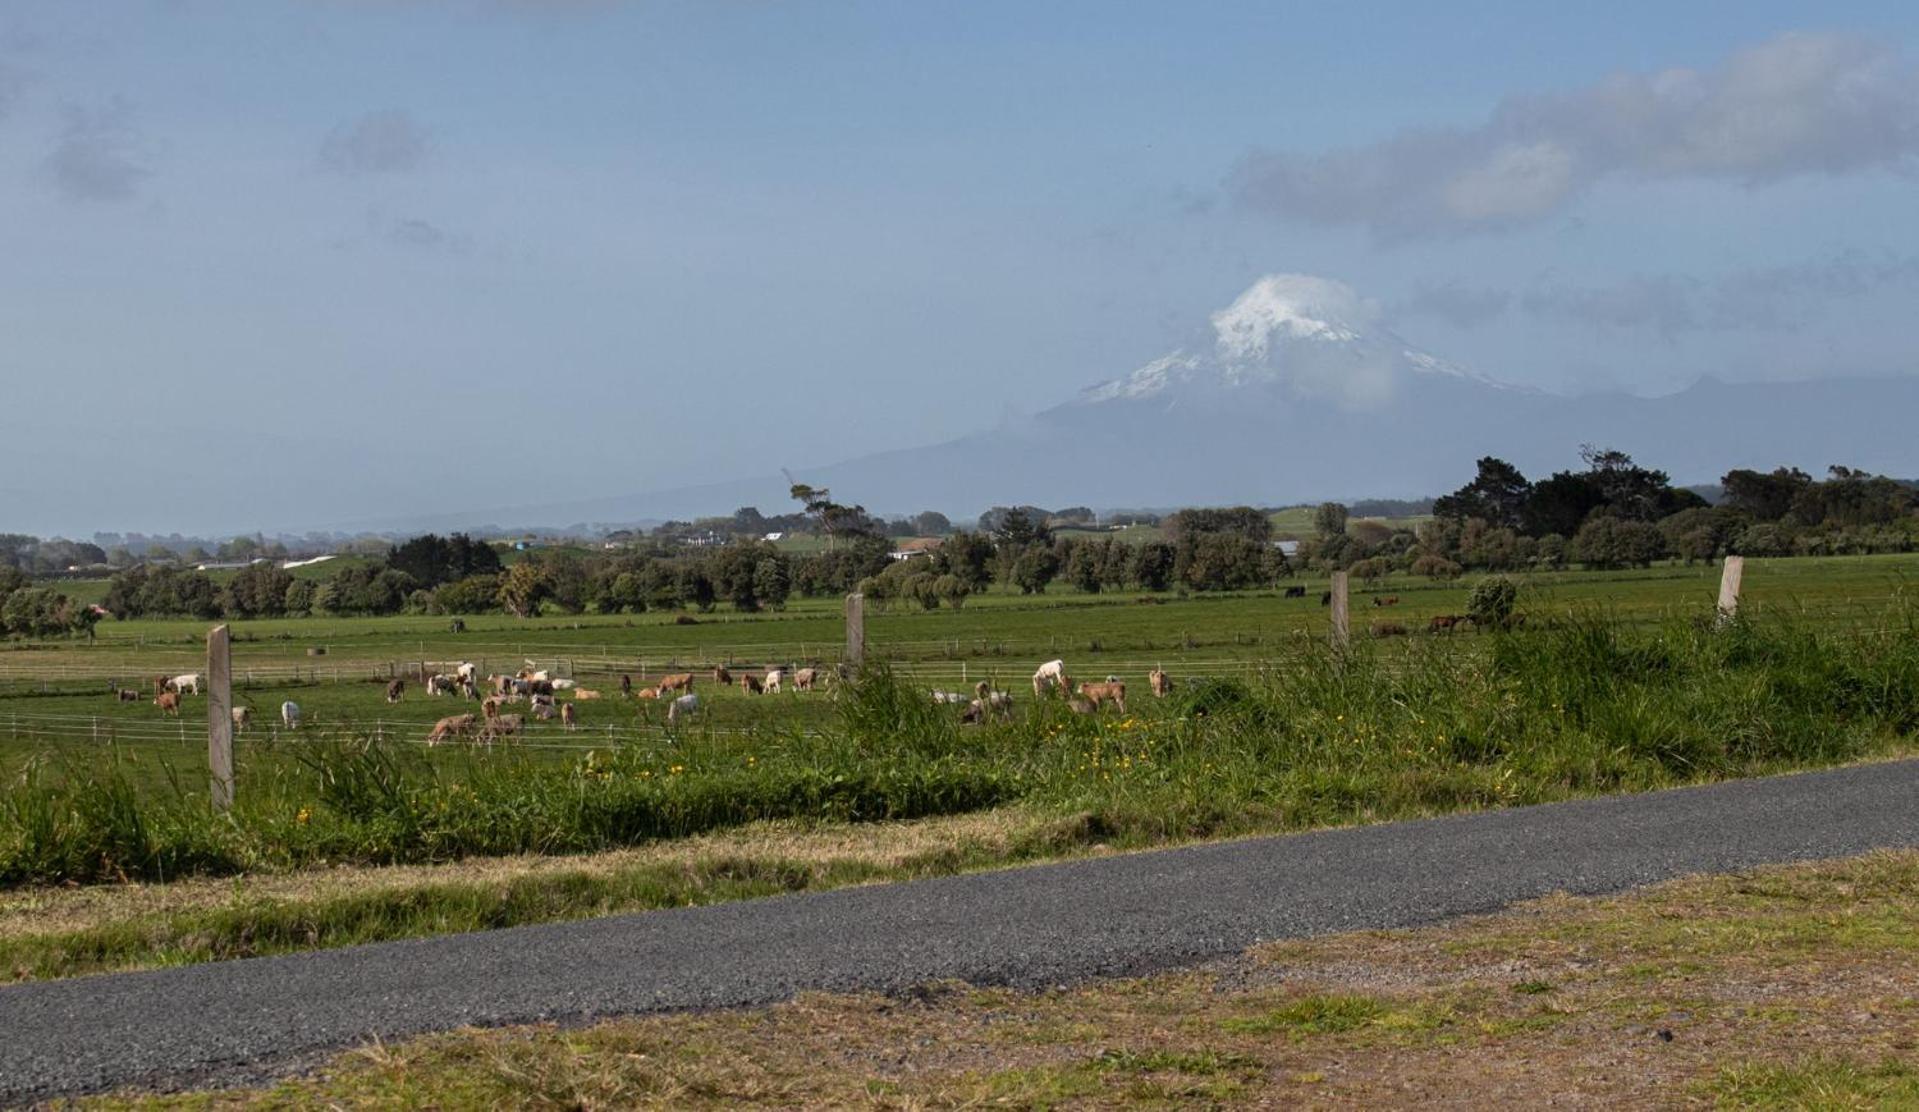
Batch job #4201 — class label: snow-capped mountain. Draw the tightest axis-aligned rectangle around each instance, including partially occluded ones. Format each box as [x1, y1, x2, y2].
[394, 274, 1919, 531]
[1074, 274, 1512, 409]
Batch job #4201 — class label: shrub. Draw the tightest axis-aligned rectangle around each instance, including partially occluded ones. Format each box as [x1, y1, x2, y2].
[1466, 575, 1518, 626]
[1411, 554, 1463, 581]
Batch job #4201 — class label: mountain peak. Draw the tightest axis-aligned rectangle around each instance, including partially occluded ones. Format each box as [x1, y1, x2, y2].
[1076, 272, 1515, 410]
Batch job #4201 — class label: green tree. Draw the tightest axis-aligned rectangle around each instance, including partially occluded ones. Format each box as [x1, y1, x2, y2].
[1433, 457, 1531, 530]
[497, 562, 550, 618]
[1313, 502, 1349, 539]
[1009, 546, 1060, 595]
[282, 578, 317, 615]
[933, 574, 971, 608]
[1063, 541, 1102, 593]
[1572, 516, 1666, 569]
[224, 561, 293, 619]
[930, 531, 995, 591]
[435, 574, 501, 614]
[1133, 542, 1175, 591]
[752, 555, 792, 611]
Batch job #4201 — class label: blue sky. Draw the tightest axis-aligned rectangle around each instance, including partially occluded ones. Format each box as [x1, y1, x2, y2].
[4, 1, 1918, 535]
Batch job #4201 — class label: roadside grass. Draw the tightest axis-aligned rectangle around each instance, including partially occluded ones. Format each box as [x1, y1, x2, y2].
[93, 851, 1919, 1109]
[4, 606, 1919, 978]
[0, 808, 1079, 981]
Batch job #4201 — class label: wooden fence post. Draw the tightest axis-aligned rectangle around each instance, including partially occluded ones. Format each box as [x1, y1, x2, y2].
[207, 624, 234, 812]
[1716, 555, 1745, 627]
[1329, 571, 1350, 651]
[845, 593, 865, 668]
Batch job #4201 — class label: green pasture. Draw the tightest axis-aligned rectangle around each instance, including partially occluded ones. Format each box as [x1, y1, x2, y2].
[1, 553, 1913, 799]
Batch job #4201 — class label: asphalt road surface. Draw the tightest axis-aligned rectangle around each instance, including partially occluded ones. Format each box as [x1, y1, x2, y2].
[4, 758, 1916, 1102]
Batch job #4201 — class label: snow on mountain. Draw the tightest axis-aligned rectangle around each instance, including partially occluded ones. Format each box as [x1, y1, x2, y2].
[1076, 273, 1515, 409]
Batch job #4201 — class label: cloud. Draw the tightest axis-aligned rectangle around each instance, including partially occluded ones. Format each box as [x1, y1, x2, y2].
[321, 109, 429, 174]
[1391, 283, 1512, 328]
[44, 97, 149, 202]
[1521, 252, 1919, 337]
[1230, 32, 1919, 238]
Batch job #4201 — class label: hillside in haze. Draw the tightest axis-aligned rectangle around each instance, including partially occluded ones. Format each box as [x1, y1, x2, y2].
[400, 274, 1919, 533]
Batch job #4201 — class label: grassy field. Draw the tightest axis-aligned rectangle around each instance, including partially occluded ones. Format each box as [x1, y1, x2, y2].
[0, 553, 1914, 978]
[91, 850, 1919, 1108]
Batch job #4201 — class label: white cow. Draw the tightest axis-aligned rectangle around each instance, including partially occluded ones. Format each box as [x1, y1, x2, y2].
[1032, 659, 1070, 698]
[455, 661, 477, 683]
[280, 701, 301, 729]
[930, 690, 969, 705]
[549, 678, 576, 691]
[169, 673, 203, 696]
[666, 693, 700, 725]
[763, 668, 786, 694]
[230, 706, 252, 731]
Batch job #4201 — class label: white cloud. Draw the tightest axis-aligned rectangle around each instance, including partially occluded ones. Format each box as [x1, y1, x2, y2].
[1231, 32, 1919, 238]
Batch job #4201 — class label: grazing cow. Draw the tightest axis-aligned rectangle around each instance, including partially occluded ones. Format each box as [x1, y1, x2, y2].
[763, 668, 786, 694]
[480, 713, 523, 743]
[635, 686, 662, 700]
[481, 696, 502, 720]
[460, 678, 480, 701]
[963, 691, 1014, 723]
[666, 693, 700, 725]
[1429, 614, 1464, 633]
[974, 679, 992, 701]
[712, 666, 732, 685]
[1148, 668, 1172, 698]
[532, 700, 558, 721]
[115, 688, 140, 702]
[231, 706, 252, 731]
[573, 688, 602, 700]
[426, 674, 457, 696]
[154, 691, 181, 716]
[455, 662, 477, 684]
[1370, 620, 1409, 637]
[1373, 596, 1400, 607]
[385, 678, 405, 703]
[1032, 659, 1071, 698]
[1076, 680, 1127, 713]
[619, 674, 633, 697]
[1283, 585, 1307, 598]
[169, 673, 203, 696]
[281, 701, 301, 729]
[1066, 698, 1096, 715]
[739, 674, 764, 695]
[492, 675, 513, 697]
[528, 679, 555, 697]
[794, 667, 818, 692]
[658, 672, 696, 695]
[1320, 591, 1332, 606]
[560, 703, 578, 731]
[427, 714, 479, 745]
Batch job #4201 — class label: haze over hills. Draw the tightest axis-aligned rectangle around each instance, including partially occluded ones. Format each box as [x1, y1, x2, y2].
[345, 274, 1919, 535]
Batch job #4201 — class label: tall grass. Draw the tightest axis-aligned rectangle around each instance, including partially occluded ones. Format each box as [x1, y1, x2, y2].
[3, 611, 1916, 889]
